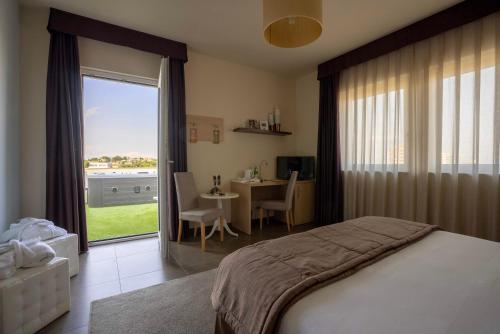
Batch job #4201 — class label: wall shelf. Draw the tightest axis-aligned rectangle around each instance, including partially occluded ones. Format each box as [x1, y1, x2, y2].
[233, 127, 292, 136]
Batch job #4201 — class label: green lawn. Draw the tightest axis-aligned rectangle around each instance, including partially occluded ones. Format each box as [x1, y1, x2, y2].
[86, 203, 158, 241]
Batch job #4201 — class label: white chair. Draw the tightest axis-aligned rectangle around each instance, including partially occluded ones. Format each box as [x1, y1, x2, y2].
[174, 172, 225, 251]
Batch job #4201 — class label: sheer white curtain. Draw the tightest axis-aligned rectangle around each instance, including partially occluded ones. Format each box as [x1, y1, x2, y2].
[158, 57, 169, 257]
[339, 13, 500, 241]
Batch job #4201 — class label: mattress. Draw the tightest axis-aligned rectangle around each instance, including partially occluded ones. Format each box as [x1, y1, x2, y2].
[278, 231, 500, 334]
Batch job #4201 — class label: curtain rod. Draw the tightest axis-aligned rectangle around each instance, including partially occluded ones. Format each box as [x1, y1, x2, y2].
[317, 0, 500, 80]
[47, 8, 188, 63]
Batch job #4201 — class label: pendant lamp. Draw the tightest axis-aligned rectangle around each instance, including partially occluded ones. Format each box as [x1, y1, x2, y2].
[263, 0, 323, 48]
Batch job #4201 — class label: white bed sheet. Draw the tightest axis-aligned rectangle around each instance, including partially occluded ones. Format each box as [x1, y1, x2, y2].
[278, 231, 500, 334]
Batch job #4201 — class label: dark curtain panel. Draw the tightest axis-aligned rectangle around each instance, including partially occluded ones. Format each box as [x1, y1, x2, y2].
[46, 32, 88, 252]
[314, 74, 344, 225]
[167, 58, 188, 241]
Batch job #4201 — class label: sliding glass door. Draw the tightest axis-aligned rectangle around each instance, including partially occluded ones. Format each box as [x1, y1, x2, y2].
[82, 69, 159, 242]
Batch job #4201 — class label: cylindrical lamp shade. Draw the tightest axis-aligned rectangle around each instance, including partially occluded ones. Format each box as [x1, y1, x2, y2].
[263, 0, 322, 48]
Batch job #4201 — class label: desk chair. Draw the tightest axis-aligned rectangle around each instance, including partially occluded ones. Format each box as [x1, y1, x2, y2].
[174, 172, 224, 251]
[257, 171, 298, 232]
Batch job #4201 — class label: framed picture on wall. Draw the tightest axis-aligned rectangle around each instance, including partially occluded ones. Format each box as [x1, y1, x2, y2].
[247, 119, 259, 129]
[259, 120, 269, 131]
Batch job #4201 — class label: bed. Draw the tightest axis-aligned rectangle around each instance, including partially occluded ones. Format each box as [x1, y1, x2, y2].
[278, 230, 500, 334]
[211, 217, 500, 334]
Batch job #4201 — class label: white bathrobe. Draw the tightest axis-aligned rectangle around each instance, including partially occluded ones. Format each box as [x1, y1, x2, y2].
[0, 217, 67, 243]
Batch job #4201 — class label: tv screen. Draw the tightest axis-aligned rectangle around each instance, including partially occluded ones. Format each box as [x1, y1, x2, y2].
[276, 156, 315, 180]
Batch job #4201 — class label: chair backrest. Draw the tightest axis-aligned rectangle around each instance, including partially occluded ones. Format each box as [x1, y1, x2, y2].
[284, 171, 299, 210]
[174, 172, 199, 212]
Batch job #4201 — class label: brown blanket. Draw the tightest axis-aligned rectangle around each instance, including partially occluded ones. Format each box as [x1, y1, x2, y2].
[211, 216, 438, 334]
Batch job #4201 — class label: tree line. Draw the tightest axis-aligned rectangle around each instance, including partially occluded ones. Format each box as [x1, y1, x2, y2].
[84, 156, 157, 168]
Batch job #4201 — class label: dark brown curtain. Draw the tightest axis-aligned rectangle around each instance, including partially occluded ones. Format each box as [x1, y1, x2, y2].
[46, 31, 88, 252]
[314, 74, 344, 225]
[167, 58, 188, 241]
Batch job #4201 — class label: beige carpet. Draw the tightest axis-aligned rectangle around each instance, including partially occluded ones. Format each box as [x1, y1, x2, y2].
[90, 269, 216, 334]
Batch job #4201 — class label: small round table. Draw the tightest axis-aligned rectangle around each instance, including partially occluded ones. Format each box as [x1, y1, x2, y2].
[200, 192, 240, 239]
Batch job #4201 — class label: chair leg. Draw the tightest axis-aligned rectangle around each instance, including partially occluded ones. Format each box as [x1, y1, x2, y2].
[285, 211, 291, 233]
[194, 225, 198, 238]
[290, 211, 295, 227]
[177, 219, 183, 242]
[259, 208, 264, 230]
[220, 217, 225, 242]
[266, 210, 270, 225]
[201, 223, 206, 251]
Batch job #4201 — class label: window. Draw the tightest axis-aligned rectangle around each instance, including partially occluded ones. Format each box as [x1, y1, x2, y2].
[441, 66, 496, 174]
[340, 80, 407, 173]
[340, 64, 497, 176]
[340, 13, 500, 242]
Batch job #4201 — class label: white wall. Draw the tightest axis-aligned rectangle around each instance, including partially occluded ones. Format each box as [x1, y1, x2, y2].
[185, 52, 296, 191]
[0, 0, 21, 231]
[19, 6, 298, 217]
[20, 7, 48, 218]
[295, 71, 319, 157]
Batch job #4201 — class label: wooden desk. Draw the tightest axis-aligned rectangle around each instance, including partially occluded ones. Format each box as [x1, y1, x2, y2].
[230, 179, 314, 235]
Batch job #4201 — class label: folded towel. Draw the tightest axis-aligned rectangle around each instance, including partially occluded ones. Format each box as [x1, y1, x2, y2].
[10, 239, 56, 268]
[0, 217, 67, 243]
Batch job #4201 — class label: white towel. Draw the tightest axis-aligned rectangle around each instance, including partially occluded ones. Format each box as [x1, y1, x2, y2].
[0, 239, 56, 279]
[10, 239, 55, 268]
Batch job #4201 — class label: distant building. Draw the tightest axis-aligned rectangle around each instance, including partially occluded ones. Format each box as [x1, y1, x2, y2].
[88, 162, 112, 169]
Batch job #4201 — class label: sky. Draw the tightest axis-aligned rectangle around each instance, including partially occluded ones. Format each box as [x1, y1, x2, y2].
[83, 76, 158, 159]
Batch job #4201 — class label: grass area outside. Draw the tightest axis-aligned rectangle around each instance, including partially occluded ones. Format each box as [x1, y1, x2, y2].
[86, 203, 158, 241]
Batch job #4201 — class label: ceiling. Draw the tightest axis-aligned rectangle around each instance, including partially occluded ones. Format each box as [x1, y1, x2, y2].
[20, 0, 461, 77]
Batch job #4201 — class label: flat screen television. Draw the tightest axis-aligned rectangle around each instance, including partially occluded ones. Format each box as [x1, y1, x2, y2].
[276, 156, 315, 180]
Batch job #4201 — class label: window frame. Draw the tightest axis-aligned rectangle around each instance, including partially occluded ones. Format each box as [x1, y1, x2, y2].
[80, 66, 158, 88]
[81, 67, 160, 244]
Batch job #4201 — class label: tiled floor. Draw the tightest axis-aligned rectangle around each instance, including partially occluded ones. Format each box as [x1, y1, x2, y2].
[38, 220, 314, 333]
